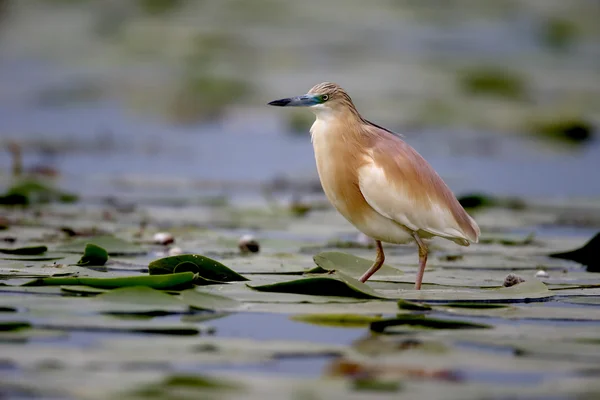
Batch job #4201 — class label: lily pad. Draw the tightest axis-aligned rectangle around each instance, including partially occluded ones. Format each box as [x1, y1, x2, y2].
[22, 272, 196, 290]
[247, 271, 388, 299]
[290, 314, 385, 328]
[309, 251, 403, 278]
[173, 261, 200, 274]
[56, 235, 145, 256]
[0, 252, 69, 261]
[59, 285, 110, 295]
[0, 321, 31, 331]
[549, 232, 600, 272]
[180, 289, 244, 311]
[380, 280, 554, 303]
[197, 282, 366, 304]
[370, 315, 492, 333]
[0, 245, 48, 255]
[149, 254, 248, 282]
[33, 316, 204, 335]
[95, 286, 188, 315]
[76, 244, 109, 266]
[439, 304, 600, 321]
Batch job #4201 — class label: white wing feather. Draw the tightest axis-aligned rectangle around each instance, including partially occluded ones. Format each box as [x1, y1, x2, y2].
[358, 160, 476, 245]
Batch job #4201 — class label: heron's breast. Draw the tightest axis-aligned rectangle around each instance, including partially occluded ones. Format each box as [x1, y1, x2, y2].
[311, 124, 371, 225]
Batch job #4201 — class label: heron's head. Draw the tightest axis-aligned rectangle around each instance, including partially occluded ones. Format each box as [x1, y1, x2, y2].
[268, 82, 356, 115]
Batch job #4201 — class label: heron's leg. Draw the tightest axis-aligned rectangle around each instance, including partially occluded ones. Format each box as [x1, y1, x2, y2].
[412, 233, 428, 290]
[359, 240, 384, 283]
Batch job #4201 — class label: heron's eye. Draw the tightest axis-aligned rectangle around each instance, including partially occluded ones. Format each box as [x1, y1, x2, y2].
[321, 94, 329, 101]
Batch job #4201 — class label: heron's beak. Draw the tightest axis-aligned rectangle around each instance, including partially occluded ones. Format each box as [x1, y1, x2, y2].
[268, 94, 318, 107]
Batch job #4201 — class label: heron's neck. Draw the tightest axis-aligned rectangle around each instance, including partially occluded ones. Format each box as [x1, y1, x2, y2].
[310, 107, 362, 141]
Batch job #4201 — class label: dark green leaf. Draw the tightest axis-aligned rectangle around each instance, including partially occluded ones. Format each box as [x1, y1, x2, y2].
[290, 313, 385, 328]
[22, 272, 195, 290]
[149, 254, 248, 282]
[0, 321, 31, 331]
[437, 302, 509, 309]
[397, 299, 432, 310]
[76, 243, 109, 266]
[173, 261, 200, 274]
[370, 315, 492, 332]
[0, 246, 48, 255]
[308, 251, 403, 278]
[247, 271, 389, 299]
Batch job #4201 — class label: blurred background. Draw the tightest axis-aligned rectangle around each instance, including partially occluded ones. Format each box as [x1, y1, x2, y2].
[0, 0, 599, 205]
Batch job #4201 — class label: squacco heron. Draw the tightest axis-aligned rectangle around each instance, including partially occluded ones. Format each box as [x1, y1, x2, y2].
[268, 82, 480, 290]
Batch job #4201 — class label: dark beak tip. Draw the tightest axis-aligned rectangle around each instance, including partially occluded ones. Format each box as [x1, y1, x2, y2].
[267, 98, 290, 107]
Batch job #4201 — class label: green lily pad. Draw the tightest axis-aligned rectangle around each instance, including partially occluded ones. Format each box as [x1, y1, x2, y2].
[247, 271, 388, 299]
[173, 261, 200, 274]
[0, 252, 69, 261]
[381, 280, 554, 303]
[59, 285, 110, 295]
[0, 321, 31, 331]
[309, 251, 403, 278]
[33, 316, 204, 335]
[22, 272, 196, 290]
[149, 254, 248, 282]
[131, 373, 245, 397]
[197, 282, 366, 304]
[0, 263, 78, 278]
[439, 304, 600, 321]
[370, 315, 492, 332]
[95, 286, 188, 314]
[437, 302, 510, 309]
[76, 244, 109, 266]
[397, 299, 432, 310]
[56, 235, 145, 256]
[561, 296, 600, 306]
[0, 328, 68, 343]
[180, 289, 244, 311]
[0, 245, 48, 255]
[244, 300, 401, 315]
[290, 313, 385, 328]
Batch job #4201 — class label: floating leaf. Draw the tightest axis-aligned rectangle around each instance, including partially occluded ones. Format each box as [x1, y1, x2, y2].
[149, 254, 248, 282]
[173, 261, 200, 274]
[439, 304, 600, 321]
[244, 300, 401, 315]
[198, 281, 366, 304]
[397, 299, 432, 310]
[22, 272, 196, 290]
[247, 271, 388, 299]
[370, 315, 492, 333]
[380, 280, 554, 303]
[309, 251, 403, 279]
[549, 232, 600, 272]
[180, 289, 243, 311]
[33, 316, 204, 335]
[0, 245, 48, 255]
[131, 373, 245, 397]
[437, 303, 509, 309]
[0, 252, 69, 261]
[290, 314, 385, 328]
[59, 285, 110, 296]
[56, 235, 145, 256]
[0, 328, 67, 343]
[94, 286, 188, 315]
[561, 296, 600, 306]
[0, 321, 31, 331]
[76, 244, 108, 266]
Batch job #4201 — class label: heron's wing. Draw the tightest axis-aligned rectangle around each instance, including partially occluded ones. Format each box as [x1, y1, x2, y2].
[357, 136, 479, 245]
